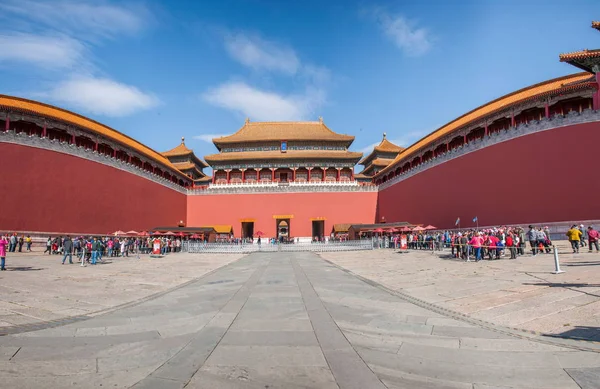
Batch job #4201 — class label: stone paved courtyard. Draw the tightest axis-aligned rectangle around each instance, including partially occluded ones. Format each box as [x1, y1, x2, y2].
[321, 243, 600, 339]
[0, 250, 599, 388]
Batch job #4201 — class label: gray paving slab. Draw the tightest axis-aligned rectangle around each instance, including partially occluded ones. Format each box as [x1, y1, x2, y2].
[0, 251, 598, 389]
[565, 367, 600, 389]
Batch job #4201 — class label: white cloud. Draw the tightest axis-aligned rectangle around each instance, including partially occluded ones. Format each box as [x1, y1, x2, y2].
[0, 33, 86, 69]
[46, 76, 159, 117]
[0, 0, 149, 40]
[203, 81, 324, 121]
[193, 134, 226, 144]
[224, 32, 300, 74]
[372, 9, 431, 57]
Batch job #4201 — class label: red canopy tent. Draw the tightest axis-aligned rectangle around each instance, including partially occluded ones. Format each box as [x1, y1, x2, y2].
[138, 231, 150, 237]
[387, 227, 399, 233]
[190, 233, 201, 239]
[399, 226, 412, 232]
[373, 228, 384, 233]
[412, 226, 425, 231]
[126, 230, 138, 236]
[255, 231, 265, 236]
[112, 230, 126, 236]
[175, 232, 187, 237]
[163, 231, 176, 236]
[424, 225, 437, 230]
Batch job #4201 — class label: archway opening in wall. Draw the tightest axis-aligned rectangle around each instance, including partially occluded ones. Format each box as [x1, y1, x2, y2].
[276, 219, 290, 242]
[241, 222, 254, 239]
[312, 220, 324, 241]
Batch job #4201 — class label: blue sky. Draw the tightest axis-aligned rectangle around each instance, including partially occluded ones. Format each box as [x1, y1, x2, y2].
[1, 0, 598, 167]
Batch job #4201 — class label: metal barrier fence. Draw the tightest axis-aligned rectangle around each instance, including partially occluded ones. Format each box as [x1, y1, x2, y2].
[183, 240, 373, 254]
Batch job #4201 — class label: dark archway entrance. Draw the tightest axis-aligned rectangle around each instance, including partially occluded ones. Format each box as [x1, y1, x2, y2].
[241, 222, 254, 239]
[276, 219, 290, 242]
[312, 220, 324, 241]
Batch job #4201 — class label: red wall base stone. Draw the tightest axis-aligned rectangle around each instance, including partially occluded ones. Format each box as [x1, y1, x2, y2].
[0, 143, 186, 234]
[377, 122, 600, 229]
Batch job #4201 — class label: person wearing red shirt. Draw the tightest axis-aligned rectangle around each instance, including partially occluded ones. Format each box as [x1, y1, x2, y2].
[506, 233, 517, 259]
[588, 226, 600, 253]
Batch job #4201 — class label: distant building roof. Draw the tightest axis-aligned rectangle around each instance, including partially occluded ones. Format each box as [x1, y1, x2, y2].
[359, 133, 404, 166]
[592, 21, 600, 31]
[212, 118, 355, 149]
[162, 137, 208, 168]
[205, 149, 363, 164]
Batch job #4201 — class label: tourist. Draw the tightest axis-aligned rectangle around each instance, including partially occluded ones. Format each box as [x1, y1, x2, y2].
[0, 233, 8, 270]
[25, 235, 32, 251]
[527, 225, 538, 256]
[469, 232, 482, 261]
[506, 232, 517, 259]
[62, 236, 74, 265]
[9, 233, 16, 253]
[120, 239, 127, 257]
[587, 226, 599, 253]
[579, 224, 587, 248]
[17, 235, 24, 252]
[44, 237, 52, 254]
[107, 239, 114, 257]
[91, 237, 99, 265]
[566, 225, 582, 253]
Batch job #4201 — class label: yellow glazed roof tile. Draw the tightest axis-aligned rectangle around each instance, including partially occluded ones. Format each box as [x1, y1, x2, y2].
[205, 149, 363, 163]
[213, 119, 354, 146]
[377, 72, 593, 176]
[0, 95, 185, 176]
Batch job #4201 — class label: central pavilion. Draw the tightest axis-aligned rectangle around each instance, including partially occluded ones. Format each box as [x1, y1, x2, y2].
[204, 118, 362, 184]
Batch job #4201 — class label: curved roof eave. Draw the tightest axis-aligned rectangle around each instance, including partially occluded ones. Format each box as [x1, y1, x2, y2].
[374, 72, 594, 178]
[0, 94, 189, 179]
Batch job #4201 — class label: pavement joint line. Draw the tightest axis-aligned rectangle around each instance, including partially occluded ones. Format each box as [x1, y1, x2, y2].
[291, 256, 388, 389]
[320, 257, 600, 353]
[0, 254, 249, 336]
[131, 257, 270, 389]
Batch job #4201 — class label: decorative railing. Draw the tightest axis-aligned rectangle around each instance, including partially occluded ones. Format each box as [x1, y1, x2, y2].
[0, 130, 188, 194]
[379, 109, 600, 191]
[188, 180, 377, 195]
[183, 240, 373, 253]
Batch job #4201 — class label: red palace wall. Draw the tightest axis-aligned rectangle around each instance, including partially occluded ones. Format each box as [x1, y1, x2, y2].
[0, 143, 186, 234]
[377, 122, 600, 229]
[187, 191, 378, 238]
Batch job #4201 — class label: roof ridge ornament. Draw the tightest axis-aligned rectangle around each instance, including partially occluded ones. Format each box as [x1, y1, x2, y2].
[181, 136, 185, 144]
[383, 132, 387, 140]
[318, 116, 323, 123]
[245, 118, 250, 124]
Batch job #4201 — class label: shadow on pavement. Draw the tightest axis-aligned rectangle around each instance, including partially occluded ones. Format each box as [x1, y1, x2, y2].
[547, 326, 600, 342]
[523, 282, 600, 288]
[6, 267, 43, 271]
[564, 261, 600, 267]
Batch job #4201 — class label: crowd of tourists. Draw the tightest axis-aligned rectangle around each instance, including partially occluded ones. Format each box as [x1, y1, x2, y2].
[0, 234, 185, 270]
[392, 224, 598, 261]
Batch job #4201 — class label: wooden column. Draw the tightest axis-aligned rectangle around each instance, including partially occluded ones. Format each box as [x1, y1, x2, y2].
[463, 134, 467, 144]
[484, 122, 488, 137]
[212, 170, 216, 184]
[94, 140, 98, 152]
[226, 169, 230, 183]
[308, 168, 312, 181]
[128, 155, 132, 164]
[42, 123, 47, 137]
[446, 143, 449, 152]
[545, 103, 550, 118]
[511, 112, 516, 127]
[5, 114, 9, 131]
[241, 169, 245, 183]
[71, 133, 76, 144]
[336, 168, 341, 181]
[292, 168, 296, 182]
[113, 149, 117, 158]
[271, 168, 275, 181]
